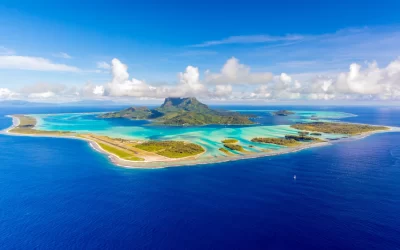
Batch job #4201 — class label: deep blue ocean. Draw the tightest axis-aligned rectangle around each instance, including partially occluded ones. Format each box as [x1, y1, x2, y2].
[0, 105, 400, 249]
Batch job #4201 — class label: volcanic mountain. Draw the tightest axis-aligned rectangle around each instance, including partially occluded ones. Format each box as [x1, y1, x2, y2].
[100, 97, 254, 126]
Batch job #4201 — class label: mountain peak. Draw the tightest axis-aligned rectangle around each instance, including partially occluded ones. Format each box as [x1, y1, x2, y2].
[161, 97, 197, 105]
[160, 97, 208, 111]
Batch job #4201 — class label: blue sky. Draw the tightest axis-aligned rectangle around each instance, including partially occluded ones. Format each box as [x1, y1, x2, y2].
[1, 0, 400, 103]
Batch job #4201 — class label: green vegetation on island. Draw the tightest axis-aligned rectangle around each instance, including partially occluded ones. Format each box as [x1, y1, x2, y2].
[291, 122, 389, 135]
[100, 97, 254, 126]
[298, 131, 309, 136]
[97, 142, 144, 161]
[219, 147, 232, 155]
[271, 110, 295, 116]
[10, 115, 205, 162]
[136, 140, 205, 158]
[223, 143, 245, 152]
[100, 106, 162, 119]
[310, 132, 322, 136]
[284, 135, 323, 142]
[283, 131, 323, 142]
[222, 138, 238, 143]
[251, 130, 324, 147]
[251, 137, 301, 147]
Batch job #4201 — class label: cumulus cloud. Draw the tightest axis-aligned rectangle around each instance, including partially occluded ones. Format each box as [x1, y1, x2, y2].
[205, 57, 273, 85]
[280, 73, 292, 84]
[93, 85, 105, 96]
[28, 91, 56, 99]
[105, 59, 211, 99]
[179, 66, 200, 87]
[105, 58, 160, 97]
[0, 88, 18, 99]
[19, 82, 106, 102]
[247, 57, 400, 101]
[213, 84, 233, 97]
[4, 56, 400, 103]
[298, 76, 335, 100]
[19, 83, 81, 101]
[78, 82, 105, 97]
[177, 66, 208, 96]
[335, 60, 400, 99]
[0, 56, 80, 72]
[249, 73, 300, 100]
[248, 73, 335, 101]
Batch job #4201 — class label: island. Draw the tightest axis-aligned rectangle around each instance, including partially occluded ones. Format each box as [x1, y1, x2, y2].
[291, 122, 389, 135]
[100, 97, 254, 126]
[9, 115, 73, 136]
[271, 110, 295, 116]
[251, 137, 302, 147]
[223, 143, 246, 152]
[7, 115, 205, 163]
[219, 147, 232, 155]
[221, 138, 238, 144]
[2, 99, 395, 168]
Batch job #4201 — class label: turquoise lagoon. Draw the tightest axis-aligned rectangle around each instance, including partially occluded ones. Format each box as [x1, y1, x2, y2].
[30, 110, 354, 162]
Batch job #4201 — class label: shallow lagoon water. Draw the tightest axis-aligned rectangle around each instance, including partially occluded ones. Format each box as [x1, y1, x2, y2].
[33, 110, 352, 158]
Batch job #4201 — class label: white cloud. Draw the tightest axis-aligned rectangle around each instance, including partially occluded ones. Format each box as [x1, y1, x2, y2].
[334, 59, 400, 99]
[104, 57, 274, 99]
[53, 52, 72, 59]
[0, 56, 80, 72]
[205, 57, 273, 85]
[96, 61, 111, 69]
[28, 91, 56, 99]
[174, 66, 211, 97]
[106, 58, 163, 98]
[247, 57, 400, 101]
[0, 88, 18, 99]
[20, 83, 81, 101]
[280, 73, 292, 84]
[213, 84, 233, 97]
[4, 56, 400, 103]
[93, 85, 105, 96]
[111, 58, 130, 82]
[178, 66, 207, 93]
[191, 34, 303, 47]
[79, 82, 104, 98]
[105, 59, 213, 98]
[179, 66, 200, 86]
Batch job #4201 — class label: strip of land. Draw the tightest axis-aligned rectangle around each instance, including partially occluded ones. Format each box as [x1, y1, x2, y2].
[6, 115, 205, 165]
[291, 122, 389, 135]
[221, 138, 238, 144]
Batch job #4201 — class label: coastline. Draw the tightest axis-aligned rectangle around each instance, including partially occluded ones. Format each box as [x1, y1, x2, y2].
[2, 114, 398, 169]
[2, 115, 208, 168]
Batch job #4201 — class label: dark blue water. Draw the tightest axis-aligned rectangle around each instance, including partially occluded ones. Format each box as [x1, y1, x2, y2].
[0, 106, 399, 249]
